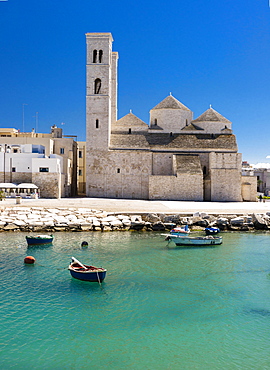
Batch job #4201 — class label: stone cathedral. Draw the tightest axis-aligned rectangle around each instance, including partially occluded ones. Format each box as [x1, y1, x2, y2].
[85, 32, 255, 201]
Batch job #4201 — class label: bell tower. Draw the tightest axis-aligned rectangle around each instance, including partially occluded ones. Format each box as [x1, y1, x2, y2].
[86, 33, 118, 151]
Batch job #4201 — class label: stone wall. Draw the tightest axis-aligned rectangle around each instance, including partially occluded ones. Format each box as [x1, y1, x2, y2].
[210, 168, 242, 201]
[32, 173, 62, 198]
[209, 152, 242, 201]
[149, 173, 203, 200]
[86, 150, 152, 199]
[152, 152, 173, 175]
[150, 108, 193, 132]
[241, 176, 257, 201]
[10, 172, 32, 184]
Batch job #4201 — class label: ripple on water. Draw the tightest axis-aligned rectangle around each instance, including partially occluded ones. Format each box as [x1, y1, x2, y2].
[0, 231, 270, 369]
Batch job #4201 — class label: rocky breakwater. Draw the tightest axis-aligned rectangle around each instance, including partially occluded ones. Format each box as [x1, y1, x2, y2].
[0, 207, 270, 232]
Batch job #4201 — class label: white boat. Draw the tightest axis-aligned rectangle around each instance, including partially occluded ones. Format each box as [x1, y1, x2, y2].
[166, 234, 222, 247]
[170, 225, 190, 236]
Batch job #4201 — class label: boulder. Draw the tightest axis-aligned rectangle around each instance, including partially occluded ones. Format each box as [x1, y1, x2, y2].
[131, 215, 143, 223]
[130, 221, 145, 230]
[252, 214, 268, 230]
[4, 223, 19, 230]
[144, 213, 161, 223]
[230, 217, 244, 226]
[151, 222, 166, 231]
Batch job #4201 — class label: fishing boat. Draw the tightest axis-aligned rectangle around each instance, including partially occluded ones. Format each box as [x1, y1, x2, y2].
[26, 234, 54, 246]
[205, 227, 220, 235]
[166, 234, 222, 247]
[68, 257, 107, 282]
[170, 225, 190, 236]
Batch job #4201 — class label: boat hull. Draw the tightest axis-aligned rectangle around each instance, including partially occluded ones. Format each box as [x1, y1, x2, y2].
[169, 235, 222, 247]
[205, 227, 220, 236]
[69, 265, 107, 282]
[69, 269, 106, 282]
[26, 236, 54, 245]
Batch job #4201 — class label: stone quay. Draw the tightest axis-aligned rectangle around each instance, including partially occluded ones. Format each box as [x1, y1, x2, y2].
[0, 205, 270, 232]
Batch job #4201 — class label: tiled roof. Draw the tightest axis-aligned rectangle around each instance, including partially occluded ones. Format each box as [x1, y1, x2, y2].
[181, 123, 204, 131]
[114, 112, 148, 127]
[110, 133, 237, 151]
[192, 107, 231, 123]
[151, 95, 191, 111]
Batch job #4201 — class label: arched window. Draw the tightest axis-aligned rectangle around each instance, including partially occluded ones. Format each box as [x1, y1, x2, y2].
[203, 166, 207, 175]
[99, 50, 103, 63]
[96, 119, 99, 128]
[154, 119, 157, 126]
[93, 50, 97, 63]
[128, 128, 131, 134]
[94, 78, 101, 94]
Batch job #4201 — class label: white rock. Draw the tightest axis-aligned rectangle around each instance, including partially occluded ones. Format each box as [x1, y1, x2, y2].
[131, 215, 142, 222]
[13, 220, 26, 226]
[231, 217, 244, 225]
[102, 216, 118, 222]
[110, 220, 123, 227]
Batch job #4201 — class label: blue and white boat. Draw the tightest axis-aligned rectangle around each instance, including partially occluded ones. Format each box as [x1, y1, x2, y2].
[68, 257, 107, 283]
[170, 225, 190, 236]
[205, 227, 220, 235]
[166, 234, 222, 247]
[26, 234, 54, 246]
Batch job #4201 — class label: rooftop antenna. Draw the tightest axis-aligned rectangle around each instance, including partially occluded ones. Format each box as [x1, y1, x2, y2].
[32, 112, 38, 133]
[35, 112, 38, 133]
[22, 103, 28, 132]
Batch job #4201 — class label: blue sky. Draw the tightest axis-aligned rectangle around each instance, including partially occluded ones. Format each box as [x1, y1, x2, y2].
[0, 0, 269, 164]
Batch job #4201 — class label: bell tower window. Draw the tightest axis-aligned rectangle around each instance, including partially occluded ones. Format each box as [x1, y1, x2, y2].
[99, 50, 103, 63]
[93, 50, 97, 63]
[94, 78, 101, 94]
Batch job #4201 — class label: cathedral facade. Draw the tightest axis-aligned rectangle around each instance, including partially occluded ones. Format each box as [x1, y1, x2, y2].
[85, 33, 255, 201]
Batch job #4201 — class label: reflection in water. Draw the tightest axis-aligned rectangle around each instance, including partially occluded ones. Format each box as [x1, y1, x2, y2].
[0, 231, 270, 369]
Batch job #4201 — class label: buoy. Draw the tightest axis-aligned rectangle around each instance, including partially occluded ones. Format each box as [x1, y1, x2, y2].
[81, 241, 88, 247]
[24, 256, 36, 264]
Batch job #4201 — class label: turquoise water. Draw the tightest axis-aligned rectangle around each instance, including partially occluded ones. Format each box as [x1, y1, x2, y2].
[1, 231, 270, 370]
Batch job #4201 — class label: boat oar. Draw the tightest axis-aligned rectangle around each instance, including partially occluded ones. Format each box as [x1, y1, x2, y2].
[71, 256, 87, 270]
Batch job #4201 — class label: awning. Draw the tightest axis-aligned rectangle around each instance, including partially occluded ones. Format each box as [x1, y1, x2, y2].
[0, 183, 17, 188]
[17, 183, 38, 189]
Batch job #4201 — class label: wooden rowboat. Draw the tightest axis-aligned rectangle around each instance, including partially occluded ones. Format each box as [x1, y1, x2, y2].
[68, 257, 107, 283]
[26, 234, 54, 246]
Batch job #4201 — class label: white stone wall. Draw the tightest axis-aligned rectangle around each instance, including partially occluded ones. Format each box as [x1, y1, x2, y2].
[86, 95, 111, 150]
[86, 150, 151, 199]
[111, 52, 119, 124]
[150, 109, 193, 132]
[209, 152, 242, 201]
[149, 173, 203, 200]
[152, 152, 173, 175]
[241, 176, 257, 201]
[32, 173, 62, 198]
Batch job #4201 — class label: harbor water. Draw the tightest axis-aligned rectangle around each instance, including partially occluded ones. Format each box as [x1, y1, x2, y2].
[1, 231, 270, 369]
